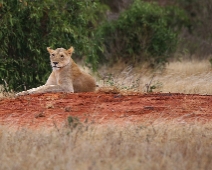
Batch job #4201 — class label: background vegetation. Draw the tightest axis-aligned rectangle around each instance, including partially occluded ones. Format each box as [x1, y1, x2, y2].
[144, 0, 212, 58]
[96, 0, 188, 66]
[0, 0, 211, 91]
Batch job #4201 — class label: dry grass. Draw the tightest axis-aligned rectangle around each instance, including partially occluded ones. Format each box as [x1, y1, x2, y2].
[1, 121, 212, 170]
[98, 60, 212, 94]
[0, 85, 16, 99]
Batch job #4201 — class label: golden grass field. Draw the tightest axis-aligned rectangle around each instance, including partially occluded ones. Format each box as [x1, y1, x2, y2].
[1, 122, 212, 170]
[1, 60, 212, 170]
[99, 60, 212, 94]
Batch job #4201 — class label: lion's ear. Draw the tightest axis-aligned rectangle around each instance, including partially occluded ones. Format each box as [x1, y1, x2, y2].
[67, 46, 74, 55]
[47, 47, 54, 53]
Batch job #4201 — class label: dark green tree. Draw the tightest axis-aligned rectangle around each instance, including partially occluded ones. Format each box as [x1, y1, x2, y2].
[96, 0, 188, 66]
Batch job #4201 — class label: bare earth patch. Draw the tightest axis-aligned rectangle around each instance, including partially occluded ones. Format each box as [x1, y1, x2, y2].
[0, 92, 212, 129]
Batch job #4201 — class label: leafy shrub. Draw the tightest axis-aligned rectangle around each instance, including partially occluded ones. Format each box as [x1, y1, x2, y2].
[0, 0, 106, 91]
[96, 0, 188, 66]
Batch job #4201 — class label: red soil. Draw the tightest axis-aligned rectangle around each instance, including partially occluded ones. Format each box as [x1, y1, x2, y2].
[0, 92, 212, 129]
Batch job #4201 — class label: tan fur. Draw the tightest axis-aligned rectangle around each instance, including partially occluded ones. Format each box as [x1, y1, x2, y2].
[16, 46, 96, 96]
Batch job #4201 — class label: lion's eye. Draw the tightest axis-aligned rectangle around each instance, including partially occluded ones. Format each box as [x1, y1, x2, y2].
[61, 55, 64, 58]
[51, 54, 55, 57]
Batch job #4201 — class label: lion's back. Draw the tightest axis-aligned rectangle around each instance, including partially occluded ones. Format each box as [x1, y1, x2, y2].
[73, 71, 96, 92]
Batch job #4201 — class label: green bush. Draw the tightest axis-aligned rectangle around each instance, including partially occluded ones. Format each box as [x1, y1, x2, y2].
[0, 0, 106, 91]
[96, 0, 188, 66]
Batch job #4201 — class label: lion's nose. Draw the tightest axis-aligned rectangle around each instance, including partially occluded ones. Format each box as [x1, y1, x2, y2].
[53, 62, 58, 65]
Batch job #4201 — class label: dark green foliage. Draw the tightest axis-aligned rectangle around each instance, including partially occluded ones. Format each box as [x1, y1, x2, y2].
[96, 0, 188, 66]
[67, 116, 82, 130]
[0, 0, 106, 91]
[144, 0, 212, 58]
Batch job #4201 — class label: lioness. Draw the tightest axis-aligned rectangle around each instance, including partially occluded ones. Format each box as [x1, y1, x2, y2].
[16, 46, 96, 96]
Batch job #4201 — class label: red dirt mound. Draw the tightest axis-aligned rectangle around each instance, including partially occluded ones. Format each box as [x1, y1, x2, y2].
[0, 92, 212, 129]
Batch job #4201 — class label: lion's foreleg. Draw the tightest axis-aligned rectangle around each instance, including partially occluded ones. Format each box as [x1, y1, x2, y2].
[29, 85, 66, 93]
[16, 85, 65, 96]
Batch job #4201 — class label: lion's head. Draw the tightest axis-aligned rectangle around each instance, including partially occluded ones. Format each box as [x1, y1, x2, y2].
[47, 46, 74, 70]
